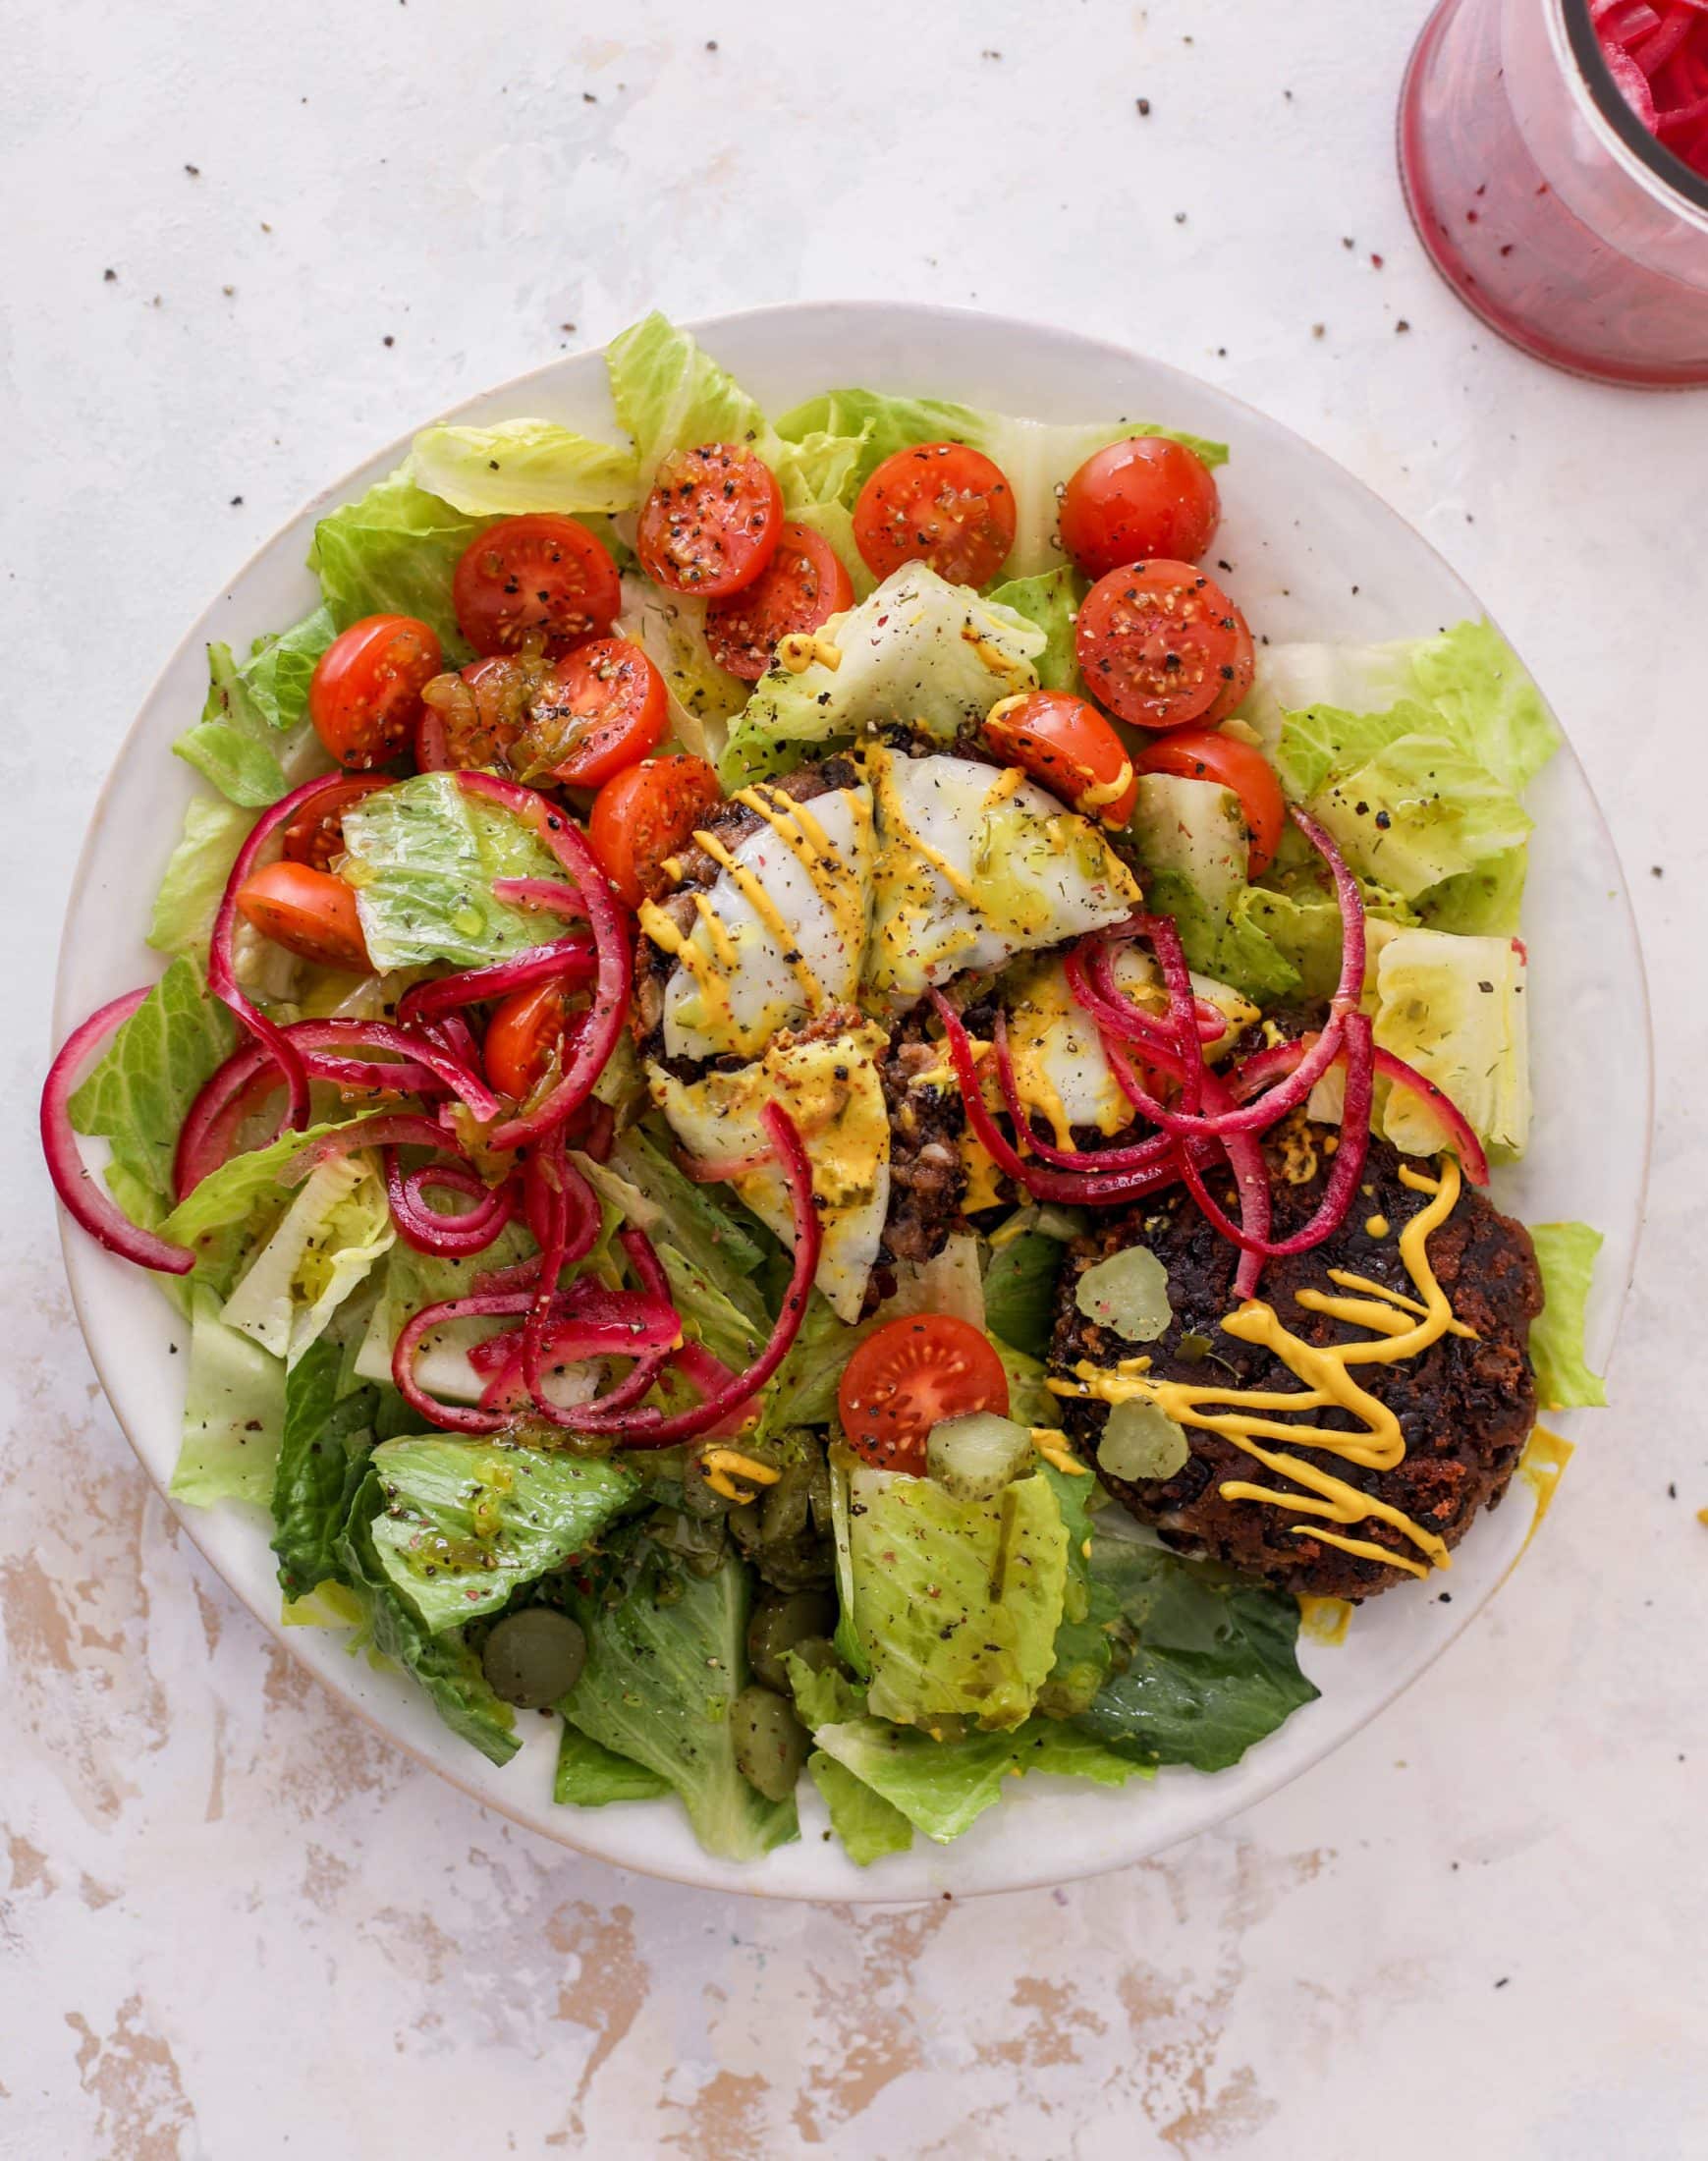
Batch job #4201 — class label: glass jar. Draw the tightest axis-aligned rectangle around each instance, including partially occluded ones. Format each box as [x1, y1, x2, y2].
[1400, 0, 1708, 385]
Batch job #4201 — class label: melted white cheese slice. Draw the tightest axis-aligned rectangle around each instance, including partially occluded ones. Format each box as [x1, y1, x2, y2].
[648, 1019, 892, 1323]
[644, 783, 874, 1064]
[863, 748, 1141, 1011]
[1003, 951, 1260, 1147]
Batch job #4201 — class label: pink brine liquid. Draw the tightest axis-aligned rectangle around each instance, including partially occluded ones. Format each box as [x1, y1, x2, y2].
[1400, 0, 1708, 385]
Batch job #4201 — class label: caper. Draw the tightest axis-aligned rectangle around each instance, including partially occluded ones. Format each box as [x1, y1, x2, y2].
[746, 1588, 838, 1693]
[731, 1685, 808, 1802]
[480, 1608, 587, 1708]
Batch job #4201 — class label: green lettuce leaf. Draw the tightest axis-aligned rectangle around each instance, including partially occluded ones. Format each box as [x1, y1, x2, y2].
[561, 1527, 798, 1859]
[1310, 733, 1532, 901]
[1371, 926, 1531, 1158]
[983, 1231, 1065, 1362]
[173, 629, 327, 808]
[335, 1473, 519, 1764]
[846, 1466, 1068, 1731]
[1072, 1533, 1318, 1772]
[67, 957, 239, 1236]
[306, 470, 489, 654]
[409, 418, 638, 517]
[720, 563, 1045, 787]
[595, 1125, 771, 1325]
[219, 1154, 396, 1366]
[1251, 620, 1560, 800]
[158, 1117, 372, 1293]
[606, 310, 777, 485]
[366, 1435, 636, 1633]
[339, 771, 565, 970]
[555, 1722, 672, 1806]
[172, 1283, 288, 1507]
[147, 796, 258, 960]
[986, 568, 1082, 691]
[806, 1749, 914, 1863]
[270, 1339, 378, 1600]
[1527, 1222, 1607, 1411]
[238, 604, 338, 734]
[790, 1650, 1148, 1845]
[1413, 846, 1528, 937]
[1034, 1460, 1115, 1718]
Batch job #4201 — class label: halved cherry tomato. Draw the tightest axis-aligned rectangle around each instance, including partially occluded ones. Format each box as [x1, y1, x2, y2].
[588, 755, 723, 910]
[837, 1313, 1011, 1474]
[852, 442, 1017, 587]
[452, 515, 622, 656]
[1075, 561, 1253, 732]
[280, 775, 391, 871]
[703, 523, 855, 681]
[982, 689, 1137, 827]
[308, 615, 443, 768]
[415, 653, 548, 773]
[484, 980, 569, 1099]
[1059, 437, 1221, 579]
[635, 444, 783, 597]
[1136, 728, 1286, 876]
[235, 862, 370, 971]
[518, 638, 668, 787]
[1203, 609, 1255, 724]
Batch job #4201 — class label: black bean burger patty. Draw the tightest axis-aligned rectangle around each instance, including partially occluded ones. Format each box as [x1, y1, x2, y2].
[1048, 1129, 1543, 1600]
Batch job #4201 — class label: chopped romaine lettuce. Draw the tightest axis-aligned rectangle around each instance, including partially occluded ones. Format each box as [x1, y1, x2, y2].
[1071, 1530, 1318, 1772]
[159, 1117, 372, 1294]
[561, 1527, 798, 1859]
[614, 576, 746, 762]
[335, 1472, 520, 1764]
[269, 1339, 379, 1601]
[594, 1125, 770, 1321]
[790, 1652, 1148, 1844]
[1371, 926, 1530, 1158]
[67, 957, 238, 1239]
[172, 1284, 287, 1507]
[339, 771, 565, 970]
[173, 630, 328, 808]
[606, 310, 780, 488]
[306, 470, 488, 654]
[219, 1153, 395, 1366]
[1527, 1222, 1607, 1411]
[986, 568, 1082, 691]
[1033, 1459, 1115, 1718]
[366, 1436, 635, 1632]
[555, 1723, 672, 1806]
[805, 1749, 914, 1863]
[1310, 734, 1533, 902]
[719, 564, 1045, 787]
[147, 797, 258, 961]
[982, 1232, 1064, 1362]
[408, 417, 639, 517]
[846, 1466, 1068, 1731]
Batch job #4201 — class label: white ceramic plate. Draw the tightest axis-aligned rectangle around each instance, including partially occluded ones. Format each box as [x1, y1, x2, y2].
[53, 303, 1650, 1902]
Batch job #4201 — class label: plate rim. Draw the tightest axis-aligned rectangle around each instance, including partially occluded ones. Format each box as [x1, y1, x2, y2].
[51, 297, 1654, 1902]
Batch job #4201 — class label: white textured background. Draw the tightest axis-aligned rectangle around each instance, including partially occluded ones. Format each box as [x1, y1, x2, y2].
[4, 2, 1705, 2155]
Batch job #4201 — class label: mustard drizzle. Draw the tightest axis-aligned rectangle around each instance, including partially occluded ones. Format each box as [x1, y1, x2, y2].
[1048, 1158, 1467, 1576]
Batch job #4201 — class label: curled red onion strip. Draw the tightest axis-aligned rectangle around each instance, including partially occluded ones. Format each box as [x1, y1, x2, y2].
[285, 1113, 451, 1182]
[490, 877, 587, 917]
[478, 1287, 683, 1416]
[990, 1015, 1179, 1175]
[553, 1103, 818, 1444]
[1071, 948, 1190, 1078]
[929, 990, 1200, 1205]
[209, 772, 358, 1128]
[1134, 914, 1206, 1115]
[675, 1145, 773, 1185]
[391, 1284, 680, 1432]
[1227, 1034, 1490, 1188]
[384, 1153, 516, 1258]
[395, 935, 595, 1028]
[454, 776, 631, 1150]
[1177, 1016, 1377, 1268]
[42, 987, 196, 1274]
